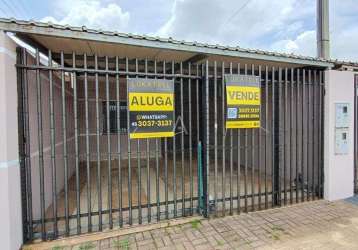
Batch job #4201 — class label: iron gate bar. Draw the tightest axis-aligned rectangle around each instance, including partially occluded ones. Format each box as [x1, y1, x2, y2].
[72, 52, 80, 234]
[295, 69, 300, 203]
[230, 62, 234, 215]
[321, 71, 325, 198]
[312, 70, 317, 201]
[258, 65, 262, 210]
[307, 70, 311, 202]
[271, 67, 276, 207]
[188, 62, 193, 216]
[302, 69, 306, 203]
[172, 60, 177, 219]
[196, 63, 200, 215]
[278, 67, 282, 207]
[18, 49, 28, 242]
[35, 48, 46, 240]
[221, 61, 226, 216]
[155, 60, 161, 221]
[144, 59, 151, 223]
[237, 63, 241, 215]
[126, 57, 133, 225]
[164, 61, 169, 220]
[135, 58, 142, 225]
[180, 61, 185, 217]
[115, 56, 123, 227]
[105, 56, 113, 228]
[205, 60, 210, 217]
[214, 61, 218, 217]
[284, 68, 288, 206]
[23, 49, 33, 241]
[244, 64, 248, 213]
[83, 53, 91, 232]
[62, 51, 70, 235]
[251, 64, 256, 211]
[17, 48, 28, 242]
[265, 65, 269, 209]
[290, 68, 294, 205]
[356, 75, 358, 194]
[95, 55, 103, 231]
[48, 50, 59, 237]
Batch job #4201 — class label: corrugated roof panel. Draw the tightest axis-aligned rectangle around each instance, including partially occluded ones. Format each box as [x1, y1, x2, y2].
[0, 18, 356, 67]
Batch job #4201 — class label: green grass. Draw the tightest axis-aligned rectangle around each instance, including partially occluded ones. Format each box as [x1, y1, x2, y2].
[78, 241, 96, 250]
[217, 240, 224, 246]
[52, 246, 65, 250]
[271, 225, 285, 240]
[190, 219, 201, 230]
[112, 238, 130, 250]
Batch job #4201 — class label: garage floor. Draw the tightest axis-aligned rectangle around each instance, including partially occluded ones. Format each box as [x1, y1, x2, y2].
[40, 157, 302, 236]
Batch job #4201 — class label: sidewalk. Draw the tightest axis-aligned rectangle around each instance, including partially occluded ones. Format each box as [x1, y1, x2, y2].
[25, 199, 358, 250]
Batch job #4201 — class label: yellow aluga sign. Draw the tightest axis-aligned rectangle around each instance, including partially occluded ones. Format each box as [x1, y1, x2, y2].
[225, 74, 261, 129]
[127, 78, 175, 139]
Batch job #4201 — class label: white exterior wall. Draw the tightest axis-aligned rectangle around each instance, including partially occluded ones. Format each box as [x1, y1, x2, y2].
[0, 32, 23, 250]
[324, 70, 355, 201]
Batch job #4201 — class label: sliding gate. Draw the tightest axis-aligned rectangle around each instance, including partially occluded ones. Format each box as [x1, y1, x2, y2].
[17, 47, 325, 242]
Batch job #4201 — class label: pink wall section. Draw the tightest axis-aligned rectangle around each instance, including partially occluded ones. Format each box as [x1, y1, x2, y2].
[0, 31, 23, 250]
[26, 54, 76, 220]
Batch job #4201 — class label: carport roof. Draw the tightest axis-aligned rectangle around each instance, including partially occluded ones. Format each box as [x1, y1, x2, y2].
[0, 17, 355, 69]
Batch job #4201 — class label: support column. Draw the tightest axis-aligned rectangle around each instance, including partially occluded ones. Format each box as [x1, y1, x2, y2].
[0, 31, 23, 249]
[324, 70, 355, 201]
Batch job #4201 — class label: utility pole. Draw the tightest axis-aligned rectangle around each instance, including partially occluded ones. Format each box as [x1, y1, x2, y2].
[317, 0, 330, 59]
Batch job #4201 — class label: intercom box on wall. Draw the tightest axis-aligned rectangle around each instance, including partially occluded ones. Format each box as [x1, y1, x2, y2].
[335, 103, 350, 155]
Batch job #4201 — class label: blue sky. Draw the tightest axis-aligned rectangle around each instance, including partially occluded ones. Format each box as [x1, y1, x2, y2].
[0, 0, 357, 61]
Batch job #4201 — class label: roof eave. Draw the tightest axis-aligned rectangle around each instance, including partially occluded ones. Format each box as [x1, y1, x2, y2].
[0, 20, 334, 68]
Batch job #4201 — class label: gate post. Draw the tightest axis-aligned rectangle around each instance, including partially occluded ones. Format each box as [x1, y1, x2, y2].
[324, 70, 355, 200]
[0, 31, 23, 249]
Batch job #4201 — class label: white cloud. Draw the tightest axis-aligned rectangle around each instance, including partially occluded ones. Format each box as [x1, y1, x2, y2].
[39, 0, 358, 61]
[157, 0, 358, 61]
[156, 0, 314, 48]
[42, 0, 130, 32]
[270, 30, 316, 56]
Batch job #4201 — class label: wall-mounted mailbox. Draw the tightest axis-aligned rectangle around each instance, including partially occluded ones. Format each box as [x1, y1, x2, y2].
[335, 128, 349, 154]
[335, 103, 350, 128]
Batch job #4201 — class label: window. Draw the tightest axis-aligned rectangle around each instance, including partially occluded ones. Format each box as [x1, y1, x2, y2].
[103, 101, 127, 134]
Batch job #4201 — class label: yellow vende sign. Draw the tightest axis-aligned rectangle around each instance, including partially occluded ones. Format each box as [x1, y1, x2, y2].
[225, 75, 261, 129]
[127, 78, 175, 139]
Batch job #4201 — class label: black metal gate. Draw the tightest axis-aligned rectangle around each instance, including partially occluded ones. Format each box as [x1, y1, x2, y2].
[17, 47, 325, 242]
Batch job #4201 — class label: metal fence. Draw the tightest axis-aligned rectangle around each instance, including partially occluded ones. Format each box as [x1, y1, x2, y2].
[16, 47, 325, 242]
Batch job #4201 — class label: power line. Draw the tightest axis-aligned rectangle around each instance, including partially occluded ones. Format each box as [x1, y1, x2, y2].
[0, 0, 20, 18]
[0, 6, 7, 17]
[13, 0, 34, 19]
[9, 0, 30, 19]
[223, 0, 252, 25]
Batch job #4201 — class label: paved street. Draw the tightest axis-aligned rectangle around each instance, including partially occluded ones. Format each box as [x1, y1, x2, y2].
[26, 198, 358, 250]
